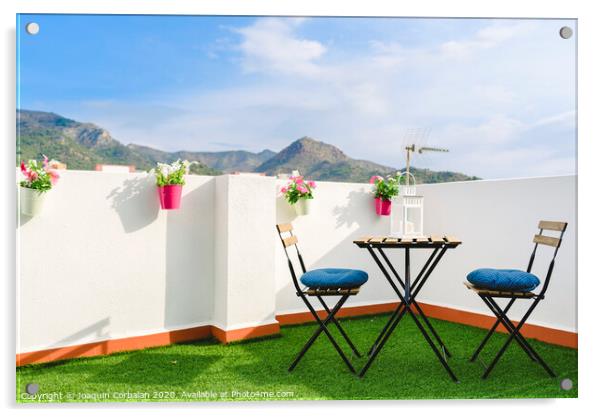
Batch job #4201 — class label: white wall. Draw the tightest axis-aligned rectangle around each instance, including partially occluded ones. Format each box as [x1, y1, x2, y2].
[275, 175, 577, 333]
[18, 171, 216, 353]
[419, 175, 577, 332]
[17, 172, 576, 354]
[213, 175, 278, 330]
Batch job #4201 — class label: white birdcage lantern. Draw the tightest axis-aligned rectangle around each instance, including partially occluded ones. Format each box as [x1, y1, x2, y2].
[390, 172, 424, 238]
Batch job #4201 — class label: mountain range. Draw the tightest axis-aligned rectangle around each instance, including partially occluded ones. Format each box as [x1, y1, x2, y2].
[16, 110, 479, 183]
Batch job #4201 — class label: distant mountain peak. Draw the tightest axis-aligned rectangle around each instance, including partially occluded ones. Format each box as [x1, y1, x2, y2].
[255, 136, 354, 178]
[282, 136, 346, 161]
[258, 148, 276, 157]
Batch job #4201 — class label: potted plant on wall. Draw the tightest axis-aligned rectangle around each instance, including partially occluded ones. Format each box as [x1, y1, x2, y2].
[19, 156, 60, 217]
[151, 160, 190, 210]
[281, 175, 316, 216]
[370, 173, 401, 216]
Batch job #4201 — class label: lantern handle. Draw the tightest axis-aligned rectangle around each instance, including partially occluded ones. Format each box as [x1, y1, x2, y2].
[398, 172, 416, 196]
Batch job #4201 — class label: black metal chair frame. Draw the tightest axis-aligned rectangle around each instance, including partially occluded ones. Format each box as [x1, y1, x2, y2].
[276, 223, 363, 374]
[467, 221, 568, 379]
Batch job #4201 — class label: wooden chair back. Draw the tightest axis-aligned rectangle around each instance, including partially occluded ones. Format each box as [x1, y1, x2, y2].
[276, 223, 307, 292]
[528, 220, 568, 296]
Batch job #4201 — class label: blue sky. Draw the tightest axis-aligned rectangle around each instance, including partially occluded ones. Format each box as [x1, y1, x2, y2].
[17, 15, 576, 179]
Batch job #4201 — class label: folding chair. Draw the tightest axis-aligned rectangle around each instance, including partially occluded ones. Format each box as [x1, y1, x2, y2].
[464, 220, 568, 379]
[276, 223, 369, 374]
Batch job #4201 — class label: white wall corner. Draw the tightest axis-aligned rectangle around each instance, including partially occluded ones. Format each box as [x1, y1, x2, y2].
[212, 175, 230, 329]
[213, 175, 278, 330]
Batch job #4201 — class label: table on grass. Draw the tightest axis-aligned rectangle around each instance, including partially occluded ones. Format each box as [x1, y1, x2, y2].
[353, 235, 462, 381]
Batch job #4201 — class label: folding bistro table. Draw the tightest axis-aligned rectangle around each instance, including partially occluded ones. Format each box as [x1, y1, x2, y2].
[353, 235, 462, 381]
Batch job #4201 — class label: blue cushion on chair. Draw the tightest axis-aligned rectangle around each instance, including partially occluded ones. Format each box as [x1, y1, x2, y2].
[467, 268, 540, 292]
[300, 268, 368, 289]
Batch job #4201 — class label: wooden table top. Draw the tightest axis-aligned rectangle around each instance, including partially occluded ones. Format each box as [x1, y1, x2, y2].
[353, 235, 462, 249]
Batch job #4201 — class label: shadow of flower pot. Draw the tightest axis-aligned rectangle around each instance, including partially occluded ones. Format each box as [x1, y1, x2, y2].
[106, 176, 159, 233]
[333, 189, 376, 228]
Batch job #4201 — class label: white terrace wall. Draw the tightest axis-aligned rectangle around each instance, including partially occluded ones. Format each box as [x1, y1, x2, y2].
[17, 171, 576, 355]
[18, 171, 216, 353]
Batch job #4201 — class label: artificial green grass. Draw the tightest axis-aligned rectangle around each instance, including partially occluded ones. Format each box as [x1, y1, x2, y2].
[16, 314, 577, 402]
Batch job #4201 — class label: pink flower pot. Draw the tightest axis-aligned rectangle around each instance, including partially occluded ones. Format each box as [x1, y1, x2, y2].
[374, 197, 392, 216]
[157, 185, 183, 210]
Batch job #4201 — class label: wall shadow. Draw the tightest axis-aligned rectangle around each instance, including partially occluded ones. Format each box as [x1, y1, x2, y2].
[16, 186, 34, 227]
[106, 176, 159, 233]
[18, 318, 111, 365]
[333, 189, 376, 228]
[87, 351, 222, 385]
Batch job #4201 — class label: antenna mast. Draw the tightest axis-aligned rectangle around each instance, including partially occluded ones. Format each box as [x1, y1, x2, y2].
[403, 128, 449, 186]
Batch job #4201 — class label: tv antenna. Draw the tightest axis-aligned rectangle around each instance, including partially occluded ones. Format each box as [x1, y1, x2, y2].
[402, 128, 449, 186]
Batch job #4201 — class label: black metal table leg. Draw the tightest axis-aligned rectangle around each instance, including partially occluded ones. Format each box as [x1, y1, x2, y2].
[359, 307, 408, 377]
[406, 304, 459, 382]
[368, 302, 403, 356]
[372, 247, 452, 358]
[403, 247, 458, 382]
[361, 244, 458, 381]
[412, 301, 452, 358]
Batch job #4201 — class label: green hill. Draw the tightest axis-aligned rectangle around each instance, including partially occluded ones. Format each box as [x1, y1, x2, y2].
[17, 110, 220, 175]
[17, 110, 479, 184]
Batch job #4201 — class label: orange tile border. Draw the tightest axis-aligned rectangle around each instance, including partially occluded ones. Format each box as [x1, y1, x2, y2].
[17, 301, 575, 367]
[17, 325, 212, 366]
[417, 302, 577, 349]
[276, 301, 577, 349]
[16, 322, 281, 367]
[211, 322, 281, 344]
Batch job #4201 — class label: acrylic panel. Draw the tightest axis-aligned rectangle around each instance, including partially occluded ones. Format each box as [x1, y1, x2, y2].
[16, 14, 577, 403]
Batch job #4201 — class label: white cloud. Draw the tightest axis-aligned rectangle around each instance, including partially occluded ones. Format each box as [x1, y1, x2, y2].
[440, 21, 535, 59]
[233, 18, 327, 77]
[530, 110, 575, 129]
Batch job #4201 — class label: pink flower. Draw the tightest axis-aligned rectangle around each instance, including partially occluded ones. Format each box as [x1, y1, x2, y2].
[298, 186, 308, 194]
[47, 169, 60, 185]
[20, 161, 27, 175]
[308, 180, 316, 188]
[280, 186, 287, 193]
[295, 177, 304, 185]
[28, 171, 38, 181]
[369, 175, 383, 184]
[42, 154, 49, 168]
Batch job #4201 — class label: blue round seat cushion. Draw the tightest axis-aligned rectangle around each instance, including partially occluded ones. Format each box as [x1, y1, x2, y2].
[300, 268, 368, 289]
[467, 268, 540, 292]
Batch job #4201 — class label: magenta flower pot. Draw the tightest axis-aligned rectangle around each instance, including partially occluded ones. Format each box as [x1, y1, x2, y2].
[157, 185, 183, 210]
[374, 197, 392, 216]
